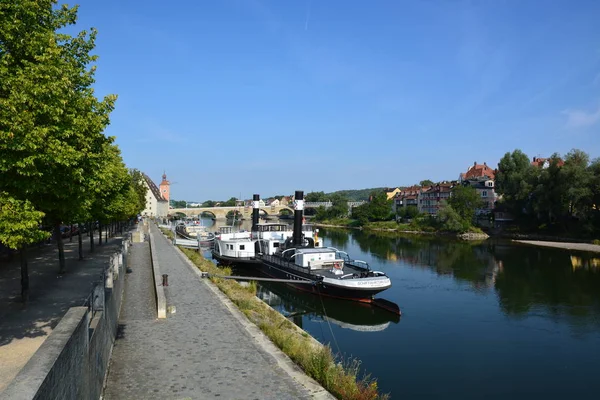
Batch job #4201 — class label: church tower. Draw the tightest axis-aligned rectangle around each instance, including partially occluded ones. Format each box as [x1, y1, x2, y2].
[159, 172, 170, 201]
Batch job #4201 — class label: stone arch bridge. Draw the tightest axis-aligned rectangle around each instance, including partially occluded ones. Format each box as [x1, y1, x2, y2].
[169, 201, 366, 219]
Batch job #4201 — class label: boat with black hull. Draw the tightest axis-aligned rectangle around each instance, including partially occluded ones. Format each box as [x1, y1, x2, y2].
[256, 191, 392, 303]
[212, 194, 319, 266]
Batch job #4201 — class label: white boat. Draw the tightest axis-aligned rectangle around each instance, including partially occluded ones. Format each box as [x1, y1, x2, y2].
[211, 195, 320, 266]
[256, 191, 392, 303]
[175, 221, 215, 242]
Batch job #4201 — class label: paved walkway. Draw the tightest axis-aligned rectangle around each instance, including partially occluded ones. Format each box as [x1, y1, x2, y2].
[514, 240, 600, 253]
[0, 231, 125, 392]
[104, 224, 312, 400]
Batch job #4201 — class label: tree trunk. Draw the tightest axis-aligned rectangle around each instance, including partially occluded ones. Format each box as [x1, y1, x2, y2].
[78, 223, 83, 260]
[90, 222, 95, 253]
[54, 224, 66, 274]
[69, 224, 73, 242]
[20, 246, 29, 303]
[98, 222, 103, 246]
[105, 223, 108, 242]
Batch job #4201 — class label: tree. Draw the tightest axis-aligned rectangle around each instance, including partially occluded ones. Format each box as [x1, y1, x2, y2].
[0, 193, 50, 301]
[0, 1, 117, 272]
[366, 191, 393, 221]
[398, 206, 419, 221]
[495, 150, 535, 216]
[420, 180, 435, 187]
[201, 200, 216, 207]
[170, 200, 187, 208]
[448, 185, 483, 224]
[221, 197, 238, 207]
[305, 191, 328, 202]
[438, 205, 469, 233]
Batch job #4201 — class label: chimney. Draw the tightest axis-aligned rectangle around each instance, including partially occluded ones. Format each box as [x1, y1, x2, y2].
[292, 190, 304, 246]
[474, 161, 477, 166]
[484, 162, 487, 166]
[251, 194, 260, 232]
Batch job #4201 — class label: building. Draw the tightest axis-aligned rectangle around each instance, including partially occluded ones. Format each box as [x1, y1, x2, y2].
[142, 173, 169, 217]
[159, 172, 170, 201]
[418, 183, 455, 215]
[393, 186, 420, 214]
[266, 198, 280, 207]
[461, 177, 497, 215]
[460, 162, 495, 182]
[531, 156, 565, 169]
[384, 187, 402, 200]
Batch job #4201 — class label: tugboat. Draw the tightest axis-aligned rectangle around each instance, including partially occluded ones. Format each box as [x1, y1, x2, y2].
[212, 194, 319, 266]
[257, 191, 392, 303]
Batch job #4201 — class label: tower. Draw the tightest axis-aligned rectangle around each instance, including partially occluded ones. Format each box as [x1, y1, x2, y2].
[159, 172, 170, 201]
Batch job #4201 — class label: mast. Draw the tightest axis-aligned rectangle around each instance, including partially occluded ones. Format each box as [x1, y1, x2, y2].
[292, 190, 304, 246]
[251, 194, 260, 232]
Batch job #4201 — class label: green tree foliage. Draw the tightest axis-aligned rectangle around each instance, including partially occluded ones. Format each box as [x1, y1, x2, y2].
[0, 193, 49, 250]
[495, 150, 535, 215]
[305, 191, 328, 202]
[170, 200, 187, 208]
[397, 205, 419, 221]
[437, 205, 469, 233]
[201, 200, 216, 207]
[313, 194, 349, 221]
[448, 185, 483, 223]
[497, 148, 599, 236]
[420, 180, 435, 186]
[351, 192, 393, 224]
[0, 192, 51, 301]
[221, 197, 238, 207]
[0, 1, 117, 272]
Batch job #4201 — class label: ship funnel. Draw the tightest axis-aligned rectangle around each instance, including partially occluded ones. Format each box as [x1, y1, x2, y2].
[292, 190, 304, 246]
[251, 194, 260, 232]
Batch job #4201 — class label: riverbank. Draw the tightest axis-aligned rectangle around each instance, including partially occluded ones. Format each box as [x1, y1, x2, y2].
[513, 240, 600, 253]
[313, 222, 489, 240]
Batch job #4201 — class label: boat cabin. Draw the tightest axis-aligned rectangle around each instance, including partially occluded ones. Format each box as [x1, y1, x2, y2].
[293, 248, 344, 271]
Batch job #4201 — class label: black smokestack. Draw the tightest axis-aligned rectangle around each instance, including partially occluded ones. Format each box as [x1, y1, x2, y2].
[292, 190, 304, 246]
[251, 194, 260, 232]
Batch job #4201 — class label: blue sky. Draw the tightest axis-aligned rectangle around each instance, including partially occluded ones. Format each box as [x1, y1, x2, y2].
[74, 0, 600, 201]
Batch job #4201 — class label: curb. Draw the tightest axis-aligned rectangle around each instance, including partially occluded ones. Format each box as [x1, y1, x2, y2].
[148, 229, 167, 319]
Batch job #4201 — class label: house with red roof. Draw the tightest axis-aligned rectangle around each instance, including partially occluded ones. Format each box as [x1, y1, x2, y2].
[459, 161, 496, 182]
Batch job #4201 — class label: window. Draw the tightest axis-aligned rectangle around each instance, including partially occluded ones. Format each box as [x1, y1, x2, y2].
[240, 245, 245, 250]
[482, 191, 488, 197]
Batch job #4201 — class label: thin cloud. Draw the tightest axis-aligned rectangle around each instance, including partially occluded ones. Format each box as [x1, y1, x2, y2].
[562, 105, 600, 128]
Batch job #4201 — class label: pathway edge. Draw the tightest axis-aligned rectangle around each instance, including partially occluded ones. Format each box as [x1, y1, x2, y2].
[157, 227, 334, 399]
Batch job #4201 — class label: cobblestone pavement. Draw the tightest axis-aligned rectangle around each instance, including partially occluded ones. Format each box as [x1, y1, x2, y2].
[0, 231, 125, 393]
[103, 225, 311, 400]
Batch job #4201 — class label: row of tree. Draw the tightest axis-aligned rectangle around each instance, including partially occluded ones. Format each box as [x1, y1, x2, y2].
[496, 149, 600, 235]
[0, 2, 144, 300]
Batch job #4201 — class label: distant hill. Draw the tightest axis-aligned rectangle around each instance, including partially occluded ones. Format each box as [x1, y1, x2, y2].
[327, 188, 386, 202]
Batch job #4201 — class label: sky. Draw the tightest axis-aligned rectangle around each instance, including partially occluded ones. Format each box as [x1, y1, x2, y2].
[72, 0, 600, 201]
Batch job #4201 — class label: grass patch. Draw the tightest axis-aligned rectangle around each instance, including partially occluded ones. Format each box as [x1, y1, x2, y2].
[180, 247, 388, 400]
[159, 227, 174, 240]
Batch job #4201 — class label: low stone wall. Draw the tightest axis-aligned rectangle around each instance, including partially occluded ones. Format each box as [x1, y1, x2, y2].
[0, 238, 130, 400]
[148, 229, 167, 319]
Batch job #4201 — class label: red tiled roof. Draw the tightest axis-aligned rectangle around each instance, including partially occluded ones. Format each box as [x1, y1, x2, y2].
[531, 157, 565, 168]
[464, 162, 495, 180]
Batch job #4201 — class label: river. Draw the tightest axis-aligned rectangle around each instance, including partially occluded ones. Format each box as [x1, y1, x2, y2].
[200, 218, 600, 399]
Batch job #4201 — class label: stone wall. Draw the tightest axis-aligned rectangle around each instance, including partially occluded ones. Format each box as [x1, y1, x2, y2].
[0, 238, 130, 400]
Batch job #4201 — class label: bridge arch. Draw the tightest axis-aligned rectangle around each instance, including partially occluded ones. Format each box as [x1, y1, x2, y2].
[200, 210, 217, 219]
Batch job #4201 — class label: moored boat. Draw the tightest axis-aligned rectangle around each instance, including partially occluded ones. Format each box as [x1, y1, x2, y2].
[256, 190, 392, 303]
[212, 194, 319, 266]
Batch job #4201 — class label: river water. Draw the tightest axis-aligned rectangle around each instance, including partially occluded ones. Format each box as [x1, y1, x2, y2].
[201, 219, 600, 399]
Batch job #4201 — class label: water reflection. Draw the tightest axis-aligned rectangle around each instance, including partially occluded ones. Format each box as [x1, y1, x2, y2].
[324, 228, 600, 326]
[255, 279, 400, 332]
